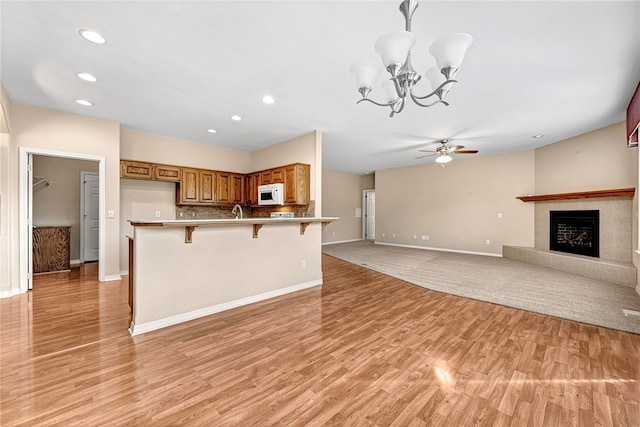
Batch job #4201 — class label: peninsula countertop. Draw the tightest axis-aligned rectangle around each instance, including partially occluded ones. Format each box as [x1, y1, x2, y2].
[128, 216, 339, 242]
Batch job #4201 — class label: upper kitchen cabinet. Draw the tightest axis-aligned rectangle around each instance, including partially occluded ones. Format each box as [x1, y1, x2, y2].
[216, 172, 245, 205]
[284, 163, 310, 205]
[153, 164, 181, 182]
[120, 160, 153, 180]
[176, 168, 216, 205]
[245, 173, 260, 206]
[120, 160, 181, 182]
[260, 167, 284, 185]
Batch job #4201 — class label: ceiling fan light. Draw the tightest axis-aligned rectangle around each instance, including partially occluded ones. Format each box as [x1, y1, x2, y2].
[349, 61, 382, 92]
[374, 30, 415, 72]
[435, 153, 452, 164]
[429, 33, 473, 71]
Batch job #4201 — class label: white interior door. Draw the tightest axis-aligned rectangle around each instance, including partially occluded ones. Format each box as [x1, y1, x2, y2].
[81, 172, 99, 262]
[363, 189, 375, 240]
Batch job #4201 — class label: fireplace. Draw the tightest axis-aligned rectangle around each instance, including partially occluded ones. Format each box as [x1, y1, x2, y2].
[550, 210, 599, 257]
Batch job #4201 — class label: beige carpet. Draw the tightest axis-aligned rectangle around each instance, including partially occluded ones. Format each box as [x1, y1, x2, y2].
[322, 240, 640, 334]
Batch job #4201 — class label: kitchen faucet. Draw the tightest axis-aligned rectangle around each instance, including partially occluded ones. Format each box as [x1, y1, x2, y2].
[231, 204, 243, 219]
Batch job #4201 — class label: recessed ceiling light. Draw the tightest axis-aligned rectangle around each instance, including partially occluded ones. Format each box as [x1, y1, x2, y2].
[532, 134, 545, 139]
[75, 99, 93, 106]
[207, 128, 217, 134]
[76, 72, 98, 82]
[262, 95, 275, 104]
[79, 29, 106, 44]
[230, 114, 242, 121]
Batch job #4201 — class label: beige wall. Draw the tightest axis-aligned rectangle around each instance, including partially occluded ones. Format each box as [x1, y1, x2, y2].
[376, 150, 536, 255]
[535, 122, 635, 193]
[120, 179, 176, 272]
[322, 169, 367, 243]
[320, 170, 374, 244]
[120, 128, 251, 173]
[9, 103, 121, 289]
[33, 156, 99, 260]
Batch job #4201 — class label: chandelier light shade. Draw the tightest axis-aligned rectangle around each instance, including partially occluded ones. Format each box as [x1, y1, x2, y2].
[374, 31, 416, 73]
[349, 61, 383, 99]
[350, 0, 473, 117]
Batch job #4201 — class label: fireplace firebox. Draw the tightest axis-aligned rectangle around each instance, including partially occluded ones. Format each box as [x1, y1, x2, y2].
[550, 210, 599, 257]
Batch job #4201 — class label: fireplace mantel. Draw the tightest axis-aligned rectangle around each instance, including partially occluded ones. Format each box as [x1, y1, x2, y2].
[516, 188, 635, 202]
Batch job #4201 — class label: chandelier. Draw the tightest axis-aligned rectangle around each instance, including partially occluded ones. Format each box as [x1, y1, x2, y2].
[349, 0, 473, 117]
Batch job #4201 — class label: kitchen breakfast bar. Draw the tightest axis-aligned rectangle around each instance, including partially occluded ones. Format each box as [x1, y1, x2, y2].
[127, 217, 337, 335]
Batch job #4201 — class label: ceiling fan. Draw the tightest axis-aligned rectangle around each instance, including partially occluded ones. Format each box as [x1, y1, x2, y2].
[415, 139, 478, 164]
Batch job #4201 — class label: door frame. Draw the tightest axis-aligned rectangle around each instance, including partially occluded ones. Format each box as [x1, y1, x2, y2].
[80, 171, 99, 263]
[19, 147, 105, 293]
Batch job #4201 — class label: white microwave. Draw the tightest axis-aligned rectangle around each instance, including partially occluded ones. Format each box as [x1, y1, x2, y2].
[258, 183, 284, 206]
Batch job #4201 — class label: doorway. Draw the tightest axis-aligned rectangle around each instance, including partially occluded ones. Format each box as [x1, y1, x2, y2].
[19, 147, 106, 293]
[362, 189, 375, 240]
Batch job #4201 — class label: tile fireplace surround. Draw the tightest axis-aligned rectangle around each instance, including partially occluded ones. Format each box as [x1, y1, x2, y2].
[503, 196, 636, 287]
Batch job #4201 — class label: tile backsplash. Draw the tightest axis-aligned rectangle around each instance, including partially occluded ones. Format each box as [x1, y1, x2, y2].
[176, 201, 315, 219]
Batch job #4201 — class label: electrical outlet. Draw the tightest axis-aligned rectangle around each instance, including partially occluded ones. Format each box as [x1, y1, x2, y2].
[392, 233, 396, 238]
[413, 234, 417, 239]
[382, 233, 385, 237]
[107, 210, 114, 218]
[301, 259, 306, 269]
[332, 231, 336, 236]
[421, 235, 429, 241]
[485, 239, 491, 245]
[497, 212, 503, 219]
[155, 211, 161, 218]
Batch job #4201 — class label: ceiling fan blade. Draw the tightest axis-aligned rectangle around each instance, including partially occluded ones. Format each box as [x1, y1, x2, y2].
[449, 145, 466, 151]
[418, 149, 438, 153]
[415, 153, 437, 160]
[454, 150, 479, 154]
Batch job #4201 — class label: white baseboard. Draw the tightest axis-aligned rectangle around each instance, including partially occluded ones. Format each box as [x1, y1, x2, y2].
[70, 259, 81, 266]
[374, 241, 503, 258]
[120, 269, 129, 277]
[323, 238, 363, 246]
[129, 278, 323, 336]
[103, 274, 122, 282]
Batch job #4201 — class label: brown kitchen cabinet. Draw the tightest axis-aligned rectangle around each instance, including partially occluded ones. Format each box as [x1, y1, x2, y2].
[284, 163, 310, 205]
[217, 172, 245, 205]
[153, 164, 181, 182]
[177, 168, 199, 204]
[120, 160, 181, 182]
[177, 168, 216, 205]
[199, 170, 216, 203]
[245, 173, 260, 206]
[120, 160, 153, 180]
[260, 167, 284, 185]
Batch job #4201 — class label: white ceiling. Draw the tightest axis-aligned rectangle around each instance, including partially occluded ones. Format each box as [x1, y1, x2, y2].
[2, 1, 639, 175]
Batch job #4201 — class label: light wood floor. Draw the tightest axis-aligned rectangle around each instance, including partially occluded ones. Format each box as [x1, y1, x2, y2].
[1, 256, 639, 426]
